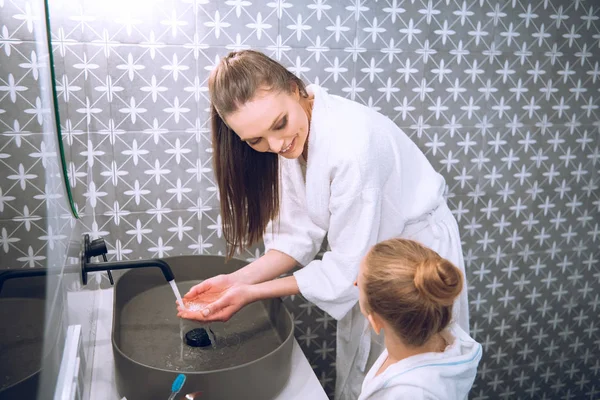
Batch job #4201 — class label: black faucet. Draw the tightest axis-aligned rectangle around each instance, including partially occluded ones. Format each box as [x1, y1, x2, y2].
[80, 234, 175, 285]
[0, 268, 48, 295]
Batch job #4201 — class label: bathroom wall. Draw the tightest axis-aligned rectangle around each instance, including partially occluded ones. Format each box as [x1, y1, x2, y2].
[1, 0, 599, 398]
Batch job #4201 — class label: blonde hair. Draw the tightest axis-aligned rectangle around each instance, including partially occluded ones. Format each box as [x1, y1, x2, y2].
[208, 50, 308, 259]
[363, 238, 463, 347]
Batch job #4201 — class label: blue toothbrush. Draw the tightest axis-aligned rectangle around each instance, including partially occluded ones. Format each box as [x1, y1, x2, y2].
[167, 374, 186, 400]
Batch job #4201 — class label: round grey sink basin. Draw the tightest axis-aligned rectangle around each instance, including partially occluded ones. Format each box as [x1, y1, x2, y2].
[113, 255, 295, 400]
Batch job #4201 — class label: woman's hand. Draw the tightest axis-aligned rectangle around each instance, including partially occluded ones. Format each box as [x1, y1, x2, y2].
[176, 274, 255, 322]
[176, 273, 301, 323]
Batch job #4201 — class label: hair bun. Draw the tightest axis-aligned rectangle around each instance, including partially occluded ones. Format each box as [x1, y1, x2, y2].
[414, 258, 463, 307]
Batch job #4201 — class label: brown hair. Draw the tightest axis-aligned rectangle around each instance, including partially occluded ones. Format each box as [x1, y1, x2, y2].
[362, 238, 463, 347]
[209, 50, 308, 259]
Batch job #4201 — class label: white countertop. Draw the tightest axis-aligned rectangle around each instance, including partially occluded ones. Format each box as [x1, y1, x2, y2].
[89, 288, 328, 400]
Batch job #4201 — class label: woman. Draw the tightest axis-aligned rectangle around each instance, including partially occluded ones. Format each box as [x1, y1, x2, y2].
[177, 49, 469, 400]
[355, 238, 481, 399]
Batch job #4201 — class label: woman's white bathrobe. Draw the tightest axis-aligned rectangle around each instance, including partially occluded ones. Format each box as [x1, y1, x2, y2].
[263, 84, 470, 400]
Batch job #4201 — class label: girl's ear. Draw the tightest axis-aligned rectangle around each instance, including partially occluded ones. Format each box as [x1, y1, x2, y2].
[367, 312, 384, 335]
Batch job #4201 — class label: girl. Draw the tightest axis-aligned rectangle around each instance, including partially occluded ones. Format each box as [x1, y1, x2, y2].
[356, 238, 481, 399]
[177, 50, 469, 399]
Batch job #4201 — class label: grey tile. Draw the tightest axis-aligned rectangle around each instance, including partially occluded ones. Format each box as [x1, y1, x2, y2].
[0, 133, 49, 219]
[113, 130, 207, 212]
[469, 2, 508, 49]
[459, 204, 510, 257]
[105, 209, 203, 258]
[105, 43, 161, 132]
[153, 50, 201, 131]
[112, 130, 170, 213]
[548, 55, 593, 121]
[64, 134, 89, 212]
[575, 88, 599, 127]
[409, 125, 489, 199]
[195, 152, 219, 203]
[196, 207, 227, 256]
[194, 87, 212, 116]
[51, 43, 80, 134]
[448, 137, 490, 194]
[47, 0, 106, 43]
[487, 52, 549, 126]
[356, 1, 402, 50]
[528, 200, 592, 253]
[281, 0, 356, 49]
[0, 0, 39, 41]
[151, 131, 201, 211]
[106, 44, 198, 132]
[447, 195, 478, 228]
[91, 9, 150, 46]
[357, 0, 430, 52]
[422, 51, 495, 127]
[0, 219, 22, 269]
[106, 0, 196, 45]
[32, 215, 71, 271]
[484, 2, 533, 53]
[381, 55, 426, 126]
[539, 129, 597, 196]
[426, 1, 491, 52]
[511, 2, 563, 50]
[580, 248, 600, 285]
[45, 213, 75, 250]
[353, 50, 420, 119]
[481, 126, 554, 196]
[49, 0, 193, 45]
[587, 181, 600, 245]
[0, 41, 48, 133]
[68, 132, 115, 213]
[213, 1, 280, 48]
[52, 43, 112, 133]
[0, 217, 48, 269]
[471, 193, 543, 255]
[478, 361, 591, 399]
[189, 221, 227, 257]
[194, 1, 272, 48]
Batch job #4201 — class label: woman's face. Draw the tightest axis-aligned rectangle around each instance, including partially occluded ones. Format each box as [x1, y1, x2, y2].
[224, 86, 310, 159]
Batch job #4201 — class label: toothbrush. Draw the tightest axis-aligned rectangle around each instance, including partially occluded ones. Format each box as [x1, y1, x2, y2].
[167, 374, 186, 400]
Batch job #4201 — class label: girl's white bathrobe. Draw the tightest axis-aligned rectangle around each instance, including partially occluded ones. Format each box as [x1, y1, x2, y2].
[357, 324, 482, 400]
[263, 84, 470, 400]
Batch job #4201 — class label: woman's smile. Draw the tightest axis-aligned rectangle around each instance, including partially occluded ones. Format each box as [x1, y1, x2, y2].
[280, 136, 296, 154]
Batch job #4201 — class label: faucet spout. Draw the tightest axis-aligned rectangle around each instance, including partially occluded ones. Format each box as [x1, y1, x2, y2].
[80, 234, 175, 285]
[84, 258, 175, 283]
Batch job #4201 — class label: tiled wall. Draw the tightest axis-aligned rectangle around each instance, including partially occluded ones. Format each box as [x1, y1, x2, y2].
[1, 0, 599, 398]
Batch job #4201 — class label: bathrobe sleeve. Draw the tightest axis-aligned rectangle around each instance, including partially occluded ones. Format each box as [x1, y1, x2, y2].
[263, 159, 327, 267]
[293, 146, 387, 321]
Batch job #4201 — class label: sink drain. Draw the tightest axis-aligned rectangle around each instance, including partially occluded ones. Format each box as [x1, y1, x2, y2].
[185, 328, 212, 347]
